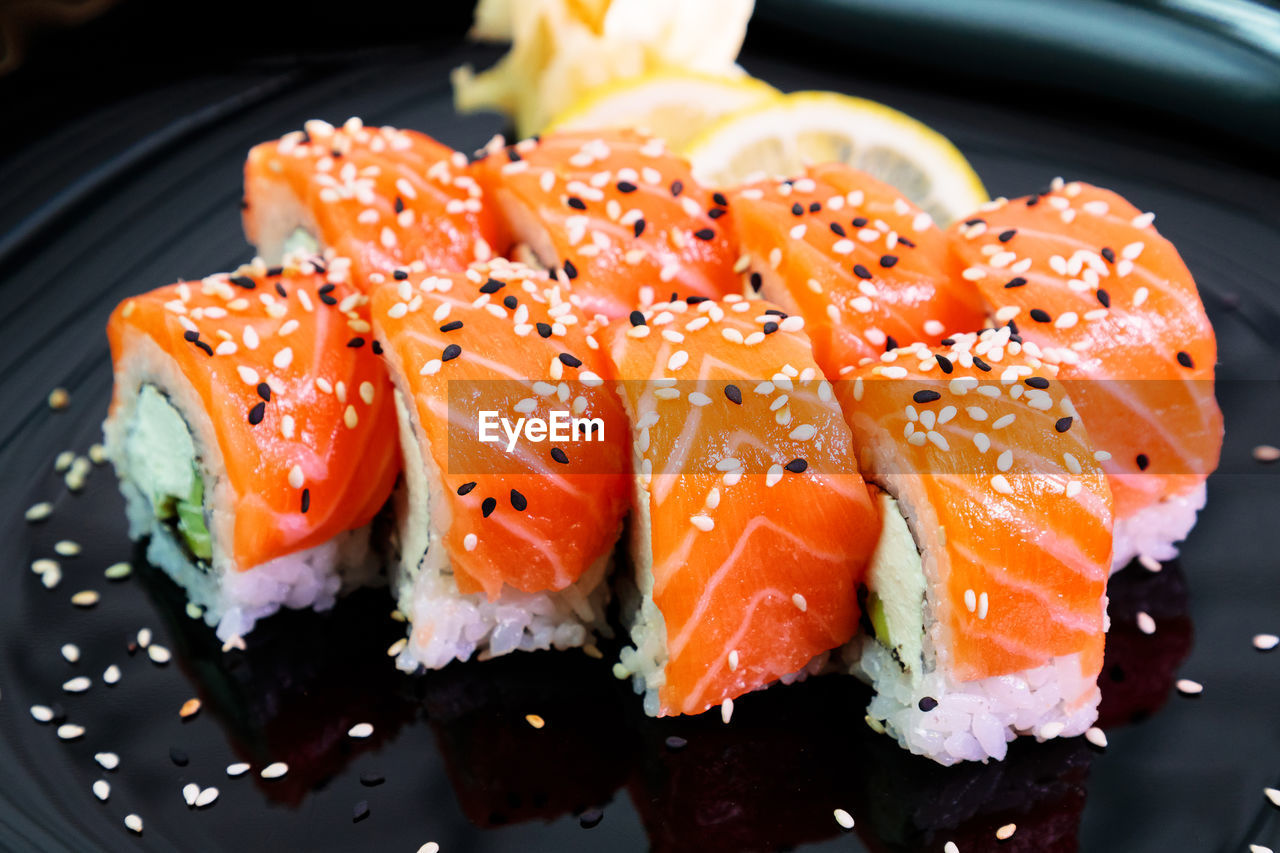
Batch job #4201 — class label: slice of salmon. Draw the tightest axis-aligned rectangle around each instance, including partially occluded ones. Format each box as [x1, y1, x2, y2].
[244, 118, 506, 286]
[838, 326, 1112, 685]
[603, 294, 881, 717]
[946, 180, 1223, 523]
[369, 259, 631, 598]
[106, 254, 400, 569]
[728, 162, 986, 375]
[473, 130, 740, 319]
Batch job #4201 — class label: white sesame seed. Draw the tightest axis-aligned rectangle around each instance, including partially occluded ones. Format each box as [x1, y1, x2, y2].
[103, 665, 121, 685]
[61, 643, 80, 663]
[348, 722, 374, 739]
[964, 589, 977, 612]
[1250, 845, 1274, 853]
[226, 762, 250, 777]
[1085, 727, 1109, 749]
[183, 783, 200, 806]
[1139, 554, 1162, 572]
[273, 347, 293, 369]
[721, 698, 734, 724]
[1039, 721, 1065, 739]
[287, 465, 305, 489]
[1253, 633, 1279, 651]
[63, 677, 91, 693]
[990, 474, 1013, 494]
[418, 844, 441, 853]
[996, 823, 1016, 841]
[30, 705, 54, 723]
[945, 844, 959, 853]
[93, 779, 110, 801]
[978, 592, 989, 620]
[147, 645, 172, 665]
[55, 540, 82, 557]
[1136, 612, 1156, 634]
[690, 515, 715, 532]
[687, 392, 712, 407]
[25, 502, 53, 522]
[792, 593, 808, 612]
[70, 590, 99, 607]
[137, 628, 152, 648]
[833, 808, 855, 830]
[1252, 445, 1280, 462]
[1175, 678, 1203, 695]
[195, 787, 220, 808]
[57, 723, 85, 740]
[95, 752, 120, 770]
[996, 450, 1013, 472]
[1265, 787, 1280, 808]
[261, 762, 289, 779]
[124, 814, 143, 834]
[104, 562, 132, 580]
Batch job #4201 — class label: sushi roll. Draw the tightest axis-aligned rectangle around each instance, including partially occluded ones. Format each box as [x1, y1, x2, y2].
[473, 130, 740, 319]
[369, 259, 631, 670]
[947, 179, 1223, 569]
[728, 162, 986, 375]
[837, 327, 1112, 765]
[603, 295, 881, 717]
[243, 117, 505, 284]
[103, 256, 400, 640]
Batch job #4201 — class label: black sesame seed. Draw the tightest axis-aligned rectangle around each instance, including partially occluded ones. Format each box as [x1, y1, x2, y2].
[353, 801, 370, 822]
[359, 772, 385, 787]
[318, 283, 335, 295]
[1136, 454, 1150, 471]
[693, 228, 715, 241]
[567, 196, 587, 210]
[229, 275, 256, 290]
[1055, 416, 1073, 433]
[482, 497, 497, 518]
[563, 259, 578, 280]
[686, 296, 709, 304]
[394, 197, 404, 214]
[506, 146, 521, 162]
[1029, 308, 1052, 323]
[616, 181, 637, 193]
[1176, 351, 1194, 368]
[248, 402, 265, 425]
[551, 447, 569, 464]
[669, 180, 683, 197]
[940, 337, 955, 346]
[1026, 195, 1040, 207]
[275, 282, 288, 298]
[442, 344, 462, 362]
[1004, 277, 1027, 289]
[628, 310, 646, 327]
[1096, 289, 1111, 307]
[664, 735, 688, 751]
[503, 295, 518, 310]
[764, 309, 788, 317]
[880, 254, 899, 268]
[183, 330, 200, 342]
[749, 272, 763, 292]
[724, 384, 742, 405]
[708, 208, 726, 219]
[440, 320, 463, 333]
[713, 192, 729, 207]
[853, 264, 872, 279]
[784, 458, 808, 474]
[791, 203, 804, 216]
[1025, 376, 1050, 389]
[935, 355, 954, 374]
[897, 236, 916, 248]
[885, 336, 898, 352]
[852, 217, 869, 227]
[372, 341, 383, 355]
[480, 278, 505, 294]
[558, 353, 582, 368]
[963, 217, 985, 227]
[536, 322, 553, 338]
[830, 222, 846, 237]
[510, 489, 528, 511]
[913, 389, 942, 404]
[1101, 246, 1116, 263]
[634, 219, 647, 237]
[393, 269, 409, 281]
[763, 321, 779, 334]
[809, 201, 822, 213]
[347, 337, 365, 348]
[301, 489, 310, 513]
[257, 382, 271, 401]
[973, 356, 992, 372]
[579, 808, 604, 829]
[170, 748, 189, 767]
[319, 292, 337, 306]
[918, 696, 938, 712]
[196, 341, 214, 356]
[457, 482, 477, 496]
[998, 229, 1017, 243]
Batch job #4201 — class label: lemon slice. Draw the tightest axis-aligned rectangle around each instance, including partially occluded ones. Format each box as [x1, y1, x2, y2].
[545, 70, 780, 150]
[682, 91, 987, 226]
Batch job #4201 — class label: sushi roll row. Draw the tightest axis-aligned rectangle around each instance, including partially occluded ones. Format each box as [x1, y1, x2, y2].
[101, 120, 1222, 766]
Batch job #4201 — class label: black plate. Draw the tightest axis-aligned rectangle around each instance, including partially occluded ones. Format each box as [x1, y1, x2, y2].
[3, 33, 1280, 853]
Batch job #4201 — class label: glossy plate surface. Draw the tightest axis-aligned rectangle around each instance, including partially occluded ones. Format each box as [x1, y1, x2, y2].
[2, 39, 1279, 853]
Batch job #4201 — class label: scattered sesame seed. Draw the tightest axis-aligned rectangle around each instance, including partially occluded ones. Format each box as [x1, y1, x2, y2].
[261, 762, 289, 779]
[1136, 612, 1156, 634]
[226, 763, 250, 777]
[147, 645, 172, 665]
[1176, 678, 1203, 696]
[525, 714, 545, 729]
[1265, 787, 1280, 808]
[70, 590, 99, 608]
[179, 698, 201, 719]
[1085, 727, 1108, 749]
[1253, 445, 1280, 463]
[63, 677, 91, 693]
[124, 814, 143, 834]
[833, 808, 855, 830]
[195, 787, 220, 808]
[48, 388, 70, 410]
[1139, 554, 1162, 572]
[57, 723, 85, 740]
[348, 722, 374, 739]
[721, 698, 734, 724]
[103, 665, 121, 685]
[104, 562, 132, 580]
[55, 540, 81, 557]
[95, 752, 119, 770]
[25, 502, 53, 522]
[1253, 633, 1279, 651]
[996, 823, 1016, 840]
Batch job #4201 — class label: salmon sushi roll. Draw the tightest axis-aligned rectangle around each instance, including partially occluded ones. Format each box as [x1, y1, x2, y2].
[603, 295, 881, 718]
[728, 163, 986, 376]
[947, 179, 1223, 569]
[837, 326, 1112, 764]
[243, 117, 505, 287]
[369, 259, 631, 670]
[474, 130, 740, 319]
[103, 254, 400, 641]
